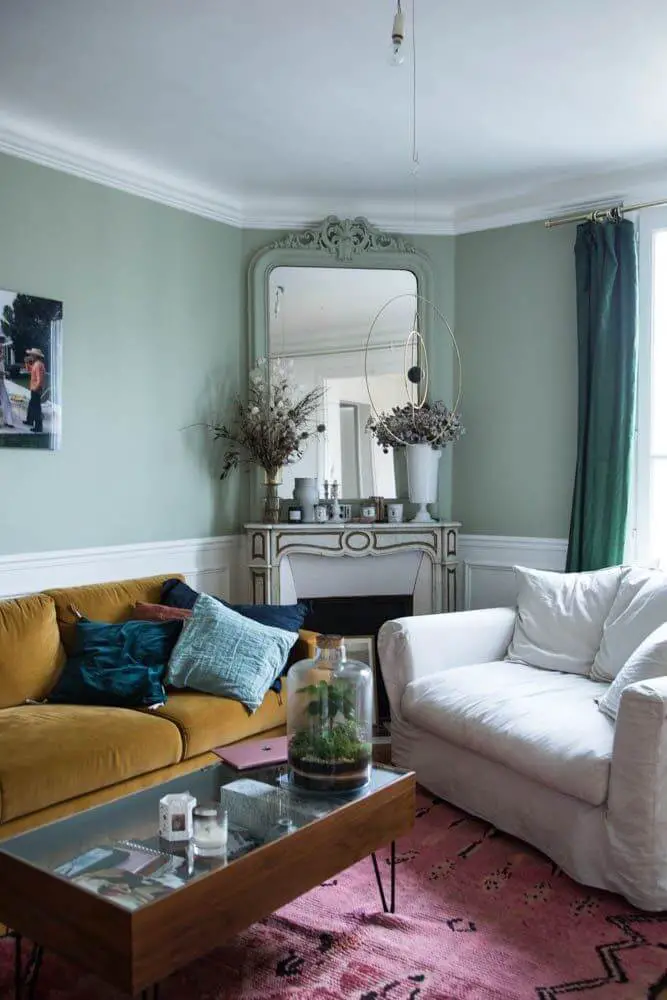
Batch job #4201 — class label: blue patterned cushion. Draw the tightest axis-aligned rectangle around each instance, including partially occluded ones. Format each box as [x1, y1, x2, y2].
[166, 594, 298, 712]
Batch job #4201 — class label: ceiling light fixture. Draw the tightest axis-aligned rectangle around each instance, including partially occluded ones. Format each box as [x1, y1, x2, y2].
[389, 0, 405, 66]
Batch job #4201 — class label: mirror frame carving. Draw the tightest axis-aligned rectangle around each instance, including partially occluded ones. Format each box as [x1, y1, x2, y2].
[247, 216, 434, 511]
[249, 215, 433, 365]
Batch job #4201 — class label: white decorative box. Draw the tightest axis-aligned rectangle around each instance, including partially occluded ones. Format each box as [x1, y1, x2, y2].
[159, 792, 196, 841]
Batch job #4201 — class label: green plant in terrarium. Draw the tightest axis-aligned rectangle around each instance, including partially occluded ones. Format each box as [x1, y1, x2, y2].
[291, 679, 371, 764]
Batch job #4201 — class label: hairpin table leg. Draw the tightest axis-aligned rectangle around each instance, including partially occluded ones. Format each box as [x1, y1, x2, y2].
[14, 933, 21, 1000]
[12, 933, 43, 1000]
[371, 840, 396, 913]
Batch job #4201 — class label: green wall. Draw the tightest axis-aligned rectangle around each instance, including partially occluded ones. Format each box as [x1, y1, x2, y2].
[0, 152, 577, 554]
[0, 154, 243, 555]
[453, 222, 577, 538]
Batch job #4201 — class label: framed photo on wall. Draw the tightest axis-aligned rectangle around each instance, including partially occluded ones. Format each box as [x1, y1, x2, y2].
[343, 635, 379, 724]
[0, 287, 63, 451]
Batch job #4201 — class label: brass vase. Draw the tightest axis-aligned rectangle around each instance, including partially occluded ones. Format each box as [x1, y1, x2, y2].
[263, 468, 283, 524]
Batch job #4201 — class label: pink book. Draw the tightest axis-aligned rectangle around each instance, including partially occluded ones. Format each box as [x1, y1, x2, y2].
[213, 735, 288, 770]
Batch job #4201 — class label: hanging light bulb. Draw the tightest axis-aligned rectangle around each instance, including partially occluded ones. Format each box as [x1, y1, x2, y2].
[389, 0, 405, 66]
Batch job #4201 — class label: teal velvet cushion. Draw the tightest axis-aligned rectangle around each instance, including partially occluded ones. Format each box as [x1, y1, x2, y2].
[166, 594, 298, 712]
[47, 660, 167, 708]
[47, 618, 181, 708]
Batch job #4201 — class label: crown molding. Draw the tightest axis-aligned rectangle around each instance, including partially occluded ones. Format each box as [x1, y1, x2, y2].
[0, 117, 245, 227]
[452, 160, 667, 234]
[240, 196, 457, 235]
[2, 114, 667, 236]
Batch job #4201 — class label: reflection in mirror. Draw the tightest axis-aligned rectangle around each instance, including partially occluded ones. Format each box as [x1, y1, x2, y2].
[269, 266, 417, 500]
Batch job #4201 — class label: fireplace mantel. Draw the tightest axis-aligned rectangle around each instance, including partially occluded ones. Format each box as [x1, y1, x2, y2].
[245, 521, 461, 615]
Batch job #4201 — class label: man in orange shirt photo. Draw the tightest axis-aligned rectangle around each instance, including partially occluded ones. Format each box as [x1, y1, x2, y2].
[24, 347, 46, 433]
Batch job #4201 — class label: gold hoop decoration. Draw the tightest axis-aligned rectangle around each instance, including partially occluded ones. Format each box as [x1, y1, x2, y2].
[364, 292, 462, 447]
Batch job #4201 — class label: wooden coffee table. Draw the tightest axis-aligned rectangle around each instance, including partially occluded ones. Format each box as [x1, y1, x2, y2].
[0, 761, 415, 998]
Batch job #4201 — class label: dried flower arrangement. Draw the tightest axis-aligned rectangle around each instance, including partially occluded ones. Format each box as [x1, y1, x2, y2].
[367, 400, 464, 452]
[211, 357, 326, 481]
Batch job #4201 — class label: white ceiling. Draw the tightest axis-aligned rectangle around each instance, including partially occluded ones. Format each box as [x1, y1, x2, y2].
[2, 0, 667, 233]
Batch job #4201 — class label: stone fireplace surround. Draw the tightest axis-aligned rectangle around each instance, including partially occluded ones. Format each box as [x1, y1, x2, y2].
[244, 522, 461, 615]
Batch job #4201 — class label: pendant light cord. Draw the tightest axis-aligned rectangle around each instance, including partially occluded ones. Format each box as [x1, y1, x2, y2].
[410, 0, 419, 171]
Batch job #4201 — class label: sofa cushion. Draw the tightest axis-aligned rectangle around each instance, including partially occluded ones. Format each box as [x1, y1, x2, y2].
[166, 595, 297, 712]
[402, 661, 614, 806]
[152, 684, 287, 758]
[591, 567, 667, 682]
[46, 574, 184, 654]
[0, 594, 65, 709]
[160, 577, 310, 632]
[48, 658, 168, 709]
[506, 565, 622, 675]
[0, 704, 183, 823]
[132, 602, 192, 622]
[598, 621, 667, 720]
[47, 618, 182, 708]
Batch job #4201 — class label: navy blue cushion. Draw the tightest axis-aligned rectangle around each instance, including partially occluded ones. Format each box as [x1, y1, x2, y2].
[160, 579, 309, 631]
[48, 618, 181, 708]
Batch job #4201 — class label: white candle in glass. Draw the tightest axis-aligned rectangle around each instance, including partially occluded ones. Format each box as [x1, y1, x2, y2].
[193, 804, 228, 857]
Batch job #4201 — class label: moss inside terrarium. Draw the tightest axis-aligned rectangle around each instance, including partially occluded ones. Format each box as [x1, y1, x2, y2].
[290, 719, 371, 764]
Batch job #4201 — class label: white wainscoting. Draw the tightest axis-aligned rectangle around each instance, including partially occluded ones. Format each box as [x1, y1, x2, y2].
[459, 534, 568, 611]
[0, 531, 567, 613]
[0, 535, 245, 602]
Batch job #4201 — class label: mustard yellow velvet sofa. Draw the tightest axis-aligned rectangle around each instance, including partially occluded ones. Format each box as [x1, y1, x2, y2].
[0, 573, 314, 842]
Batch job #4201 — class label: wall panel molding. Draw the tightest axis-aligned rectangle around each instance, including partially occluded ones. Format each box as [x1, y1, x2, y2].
[1, 531, 568, 613]
[459, 533, 568, 610]
[0, 535, 244, 602]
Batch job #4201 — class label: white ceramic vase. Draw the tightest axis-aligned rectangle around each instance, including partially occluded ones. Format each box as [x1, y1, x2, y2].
[406, 444, 441, 523]
[293, 477, 319, 522]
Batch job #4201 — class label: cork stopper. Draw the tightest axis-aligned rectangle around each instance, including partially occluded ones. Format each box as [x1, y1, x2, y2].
[316, 634, 344, 649]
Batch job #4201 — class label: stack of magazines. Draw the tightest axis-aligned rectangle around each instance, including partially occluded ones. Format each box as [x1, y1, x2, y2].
[54, 829, 259, 910]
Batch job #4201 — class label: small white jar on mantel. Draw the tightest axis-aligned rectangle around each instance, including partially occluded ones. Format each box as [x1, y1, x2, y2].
[293, 478, 319, 522]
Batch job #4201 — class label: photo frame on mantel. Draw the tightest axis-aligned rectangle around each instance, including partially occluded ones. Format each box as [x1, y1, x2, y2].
[246, 216, 435, 515]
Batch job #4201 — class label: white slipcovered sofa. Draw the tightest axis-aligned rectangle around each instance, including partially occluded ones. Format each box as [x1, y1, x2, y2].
[377, 565, 667, 910]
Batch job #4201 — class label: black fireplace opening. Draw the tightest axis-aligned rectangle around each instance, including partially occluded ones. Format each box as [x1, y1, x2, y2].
[301, 594, 413, 727]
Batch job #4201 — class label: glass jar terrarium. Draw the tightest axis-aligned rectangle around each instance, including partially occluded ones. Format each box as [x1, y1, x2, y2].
[286, 634, 373, 793]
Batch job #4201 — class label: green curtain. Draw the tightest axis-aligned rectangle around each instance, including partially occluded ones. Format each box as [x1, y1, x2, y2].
[566, 219, 638, 572]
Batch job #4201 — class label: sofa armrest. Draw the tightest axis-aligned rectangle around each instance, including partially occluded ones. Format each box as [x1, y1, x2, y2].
[607, 676, 667, 909]
[377, 607, 516, 718]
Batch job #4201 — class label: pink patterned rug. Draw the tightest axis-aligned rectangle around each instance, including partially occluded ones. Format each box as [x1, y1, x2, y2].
[1, 792, 665, 999]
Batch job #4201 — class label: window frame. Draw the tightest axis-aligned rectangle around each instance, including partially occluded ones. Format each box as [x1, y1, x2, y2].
[631, 207, 667, 566]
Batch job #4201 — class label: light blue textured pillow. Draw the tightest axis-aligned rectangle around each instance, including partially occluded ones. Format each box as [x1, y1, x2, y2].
[166, 593, 297, 712]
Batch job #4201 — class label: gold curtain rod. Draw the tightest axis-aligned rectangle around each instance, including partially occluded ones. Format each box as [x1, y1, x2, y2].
[544, 197, 667, 228]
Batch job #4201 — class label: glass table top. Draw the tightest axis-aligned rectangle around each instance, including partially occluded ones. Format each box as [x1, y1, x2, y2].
[0, 762, 406, 912]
